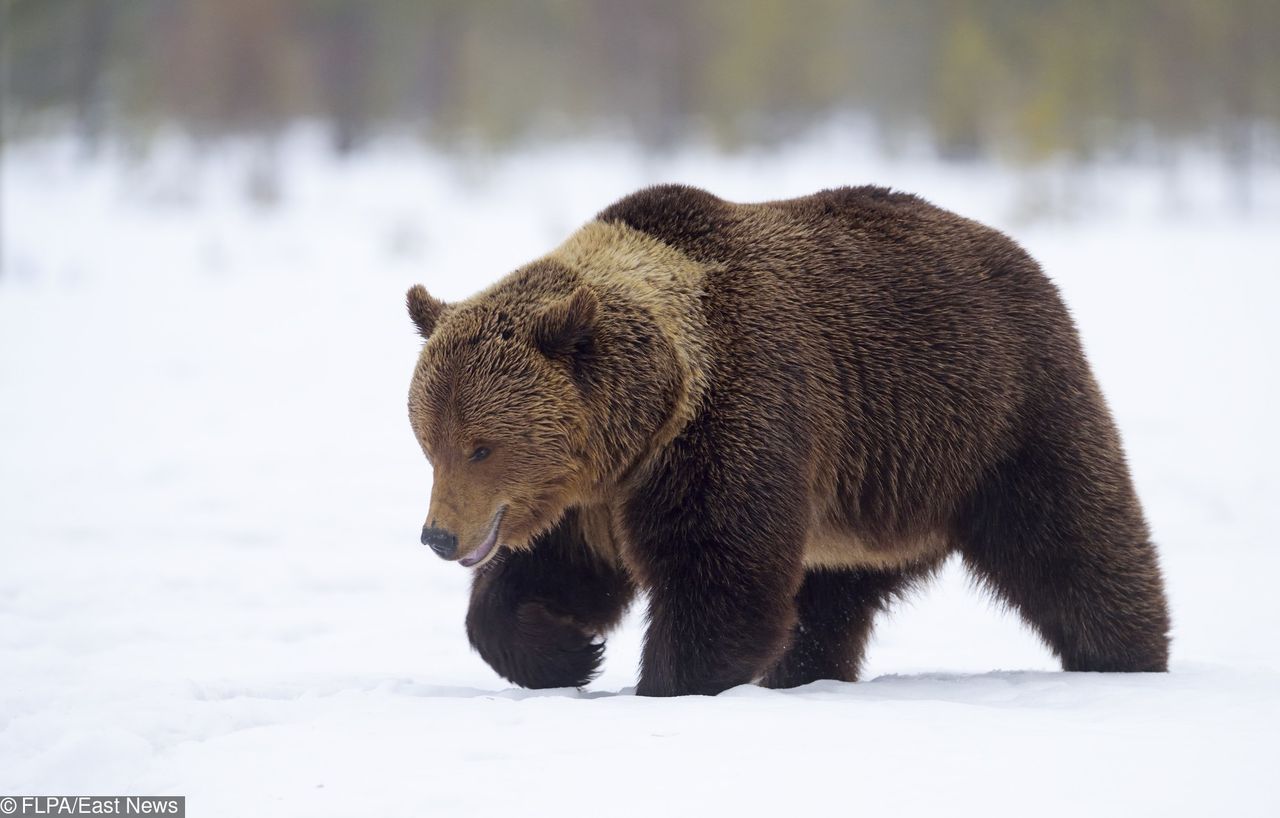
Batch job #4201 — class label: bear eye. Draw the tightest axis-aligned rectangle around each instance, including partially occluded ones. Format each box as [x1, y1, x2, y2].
[469, 446, 491, 462]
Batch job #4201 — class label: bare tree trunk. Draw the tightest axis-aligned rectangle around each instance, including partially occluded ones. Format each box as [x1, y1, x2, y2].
[418, 2, 462, 136]
[318, 4, 374, 156]
[0, 0, 10, 279]
[74, 0, 112, 157]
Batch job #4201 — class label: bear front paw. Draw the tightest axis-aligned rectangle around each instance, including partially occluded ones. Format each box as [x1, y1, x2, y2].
[466, 599, 605, 689]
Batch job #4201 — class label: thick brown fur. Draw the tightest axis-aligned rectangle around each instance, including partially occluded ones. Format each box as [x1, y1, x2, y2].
[406, 184, 1170, 696]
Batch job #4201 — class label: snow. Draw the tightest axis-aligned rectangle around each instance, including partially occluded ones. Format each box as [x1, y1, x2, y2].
[2, 128, 1279, 816]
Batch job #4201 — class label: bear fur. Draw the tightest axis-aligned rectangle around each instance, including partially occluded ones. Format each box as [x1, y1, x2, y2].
[405, 184, 1170, 696]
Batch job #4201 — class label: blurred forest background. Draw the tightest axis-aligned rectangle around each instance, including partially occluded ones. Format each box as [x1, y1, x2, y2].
[4, 0, 1279, 169]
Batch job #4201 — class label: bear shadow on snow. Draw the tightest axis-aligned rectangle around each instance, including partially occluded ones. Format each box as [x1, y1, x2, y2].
[398, 667, 1178, 704]
[404, 184, 1170, 697]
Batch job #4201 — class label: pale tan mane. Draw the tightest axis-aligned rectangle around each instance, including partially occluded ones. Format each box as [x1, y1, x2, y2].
[549, 220, 712, 464]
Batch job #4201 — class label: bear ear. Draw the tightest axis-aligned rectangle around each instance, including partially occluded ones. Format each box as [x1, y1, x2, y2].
[406, 284, 447, 340]
[531, 286, 597, 362]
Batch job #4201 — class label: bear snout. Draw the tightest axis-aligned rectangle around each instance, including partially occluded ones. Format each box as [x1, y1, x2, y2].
[421, 525, 459, 559]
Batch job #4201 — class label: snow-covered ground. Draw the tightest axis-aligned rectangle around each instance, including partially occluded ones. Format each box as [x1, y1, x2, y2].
[2, 129, 1278, 816]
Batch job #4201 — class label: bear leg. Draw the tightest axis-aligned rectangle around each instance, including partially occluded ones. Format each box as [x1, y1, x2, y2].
[623, 400, 812, 696]
[627, 503, 806, 696]
[466, 510, 635, 689]
[957, 420, 1170, 672]
[761, 563, 939, 688]
[635, 557, 801, 696]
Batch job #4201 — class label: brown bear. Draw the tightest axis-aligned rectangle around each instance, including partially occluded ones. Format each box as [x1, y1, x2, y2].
[405, 184, 1170, 696]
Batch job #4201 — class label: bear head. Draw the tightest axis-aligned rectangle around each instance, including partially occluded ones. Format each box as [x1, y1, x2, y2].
[405, 263, 613, 569]
[406, 237, 704, 570]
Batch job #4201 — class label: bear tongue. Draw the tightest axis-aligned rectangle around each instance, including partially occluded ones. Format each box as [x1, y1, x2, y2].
[459, 508, 505, 568]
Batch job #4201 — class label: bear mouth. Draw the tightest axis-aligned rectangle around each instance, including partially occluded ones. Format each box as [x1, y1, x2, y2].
[459, 506, 506, 569]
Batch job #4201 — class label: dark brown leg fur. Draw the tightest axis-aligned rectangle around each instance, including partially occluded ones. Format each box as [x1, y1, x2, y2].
[466, 510, 635, 689]
[624, 421, 808, 697]
[958, 400, 1170, 672]
[634, 546, 801, 696]
[761, 563, 939, 688]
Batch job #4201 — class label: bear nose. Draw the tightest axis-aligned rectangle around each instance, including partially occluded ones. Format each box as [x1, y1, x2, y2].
[421, 526, 458, 559]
